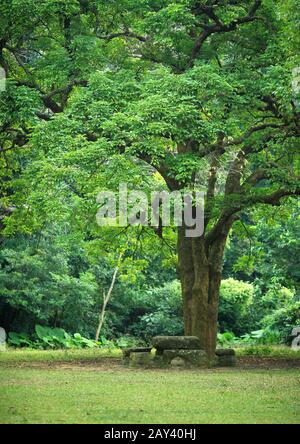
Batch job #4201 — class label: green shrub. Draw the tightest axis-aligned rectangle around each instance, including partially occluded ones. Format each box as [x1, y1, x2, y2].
[261, 286, 295, 311]
[238, 345, 273, 356]
[114, 335, 145, 348]
[218, 279, 254, 335]
[130, 280, 183, 339]
[262, 301, 300, 344]
[236, 345, 300, 359]
[35, 325, 68, 348]
[239, 328, 282, 345]
[8, 332, 37, 348]
[7, 325, 143, 350]
[217, 331, 238, 347]
[136, 312, 183, 339]
[8, 325, 100, 349]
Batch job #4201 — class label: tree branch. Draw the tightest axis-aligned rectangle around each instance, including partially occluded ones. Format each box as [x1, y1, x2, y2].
[188, 0, 262, 68]
[205, 186, 300, 245]
[96, 31, 148, 43]
[199, 122, 286, 159]
[242, 169, 270, 186]
[247, 187, 300, 206]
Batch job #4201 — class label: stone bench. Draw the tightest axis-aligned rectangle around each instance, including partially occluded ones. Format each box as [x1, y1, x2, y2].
[152, 336, 208, 368]
[122, 347, 152, 367]
[153, 335, 202, 351]
[215, 348, 236, 367]
[0, 327, 6, 352]
[122, 339, 236, 368]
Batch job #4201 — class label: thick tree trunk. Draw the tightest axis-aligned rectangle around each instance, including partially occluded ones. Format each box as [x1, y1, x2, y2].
[177, 226, 227, 359]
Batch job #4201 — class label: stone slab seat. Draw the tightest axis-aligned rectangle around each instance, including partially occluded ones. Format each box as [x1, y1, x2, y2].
[152, 336, 202, 351]
[160, 349, 208, 368]
[215, 348, 235, 356]
[129, 351, 152, 367]
[122, 347, 152, 359]
[215, 348, 236, 367]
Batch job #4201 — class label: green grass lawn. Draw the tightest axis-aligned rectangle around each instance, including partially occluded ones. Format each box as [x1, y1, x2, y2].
[0, 347, 122, 363]
[1, 349, 300, 424]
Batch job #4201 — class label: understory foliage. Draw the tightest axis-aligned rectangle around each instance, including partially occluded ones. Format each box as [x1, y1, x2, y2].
[7, 324, 136, 349]
[2, 231, 299, 346]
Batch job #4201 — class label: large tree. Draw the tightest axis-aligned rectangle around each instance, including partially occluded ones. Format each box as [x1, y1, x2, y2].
[1, 0, 299, 358]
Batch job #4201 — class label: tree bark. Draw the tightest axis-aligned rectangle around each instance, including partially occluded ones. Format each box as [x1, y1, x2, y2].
[177, 223, 231, 359]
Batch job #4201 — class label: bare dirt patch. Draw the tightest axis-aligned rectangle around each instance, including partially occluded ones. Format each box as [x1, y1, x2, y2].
[2, 356, 300, 372]
[0, 358, 123, 371]
[237, 356, 300, 370]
